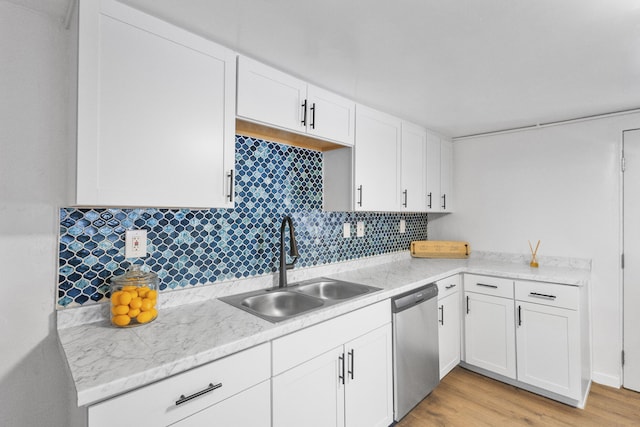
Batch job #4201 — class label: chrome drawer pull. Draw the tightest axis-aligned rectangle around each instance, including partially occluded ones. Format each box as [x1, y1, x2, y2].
[529, 292, 556, 300]
[476, 283, 498, 289]
[176, 382, 222, 406]
[445, 284, 457, 290]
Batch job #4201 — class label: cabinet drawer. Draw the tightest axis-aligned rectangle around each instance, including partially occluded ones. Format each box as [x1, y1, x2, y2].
[88, 343, 270, 427]
[515, 280, 579, 310]
[437, 275, 461, 299]
[272, 300, 391, 375]
[464, 274, 513, 299]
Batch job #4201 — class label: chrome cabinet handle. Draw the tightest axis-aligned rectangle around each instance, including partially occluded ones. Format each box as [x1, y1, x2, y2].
[348, 349, 355, 380]
[427, 192, 432, 209]
[176, 382, 222, 406]
[227, 170, 234, 202]
[529, 292, 557, 300]
[466, 295, 470, 314]
[357, 185, 363, 207]
[439, 305, 444, 325]
[518, 305, 522, 326]
[338, 353, 345, 384]
[442, 194, 447, 209]
[477, 283, 498, 289]
[402, 190, 408, 208]
[445, 284, 457, 290]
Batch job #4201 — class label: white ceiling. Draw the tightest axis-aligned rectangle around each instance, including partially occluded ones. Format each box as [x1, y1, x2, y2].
[19, 0, 640, 137]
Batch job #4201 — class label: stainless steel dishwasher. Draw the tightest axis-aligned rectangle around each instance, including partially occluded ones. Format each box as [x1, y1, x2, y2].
[392, 283, 439, 421]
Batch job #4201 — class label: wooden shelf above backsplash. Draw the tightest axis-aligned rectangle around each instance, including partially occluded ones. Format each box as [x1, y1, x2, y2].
[236, 119, 348, 152]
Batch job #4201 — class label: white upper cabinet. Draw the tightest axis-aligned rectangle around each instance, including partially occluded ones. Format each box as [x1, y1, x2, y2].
[237, 56, 355, 146]
[354, 105, 402, 211]
[76, 0, 236, 208]
[400, 122, 427, 211]
[426, 131, 453, 212]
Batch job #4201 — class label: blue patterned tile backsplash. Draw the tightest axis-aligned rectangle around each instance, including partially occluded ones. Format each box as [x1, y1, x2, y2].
[58, 135, 428, 308]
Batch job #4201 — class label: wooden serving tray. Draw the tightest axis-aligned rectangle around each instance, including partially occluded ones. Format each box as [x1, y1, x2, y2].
[410, 240, 470, 259]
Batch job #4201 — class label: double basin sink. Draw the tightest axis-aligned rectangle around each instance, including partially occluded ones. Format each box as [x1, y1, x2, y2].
[220, 278, 381, 323]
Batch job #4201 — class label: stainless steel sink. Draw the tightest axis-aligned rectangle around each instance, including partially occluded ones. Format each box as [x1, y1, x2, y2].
[219, 278, 381, 323]
[241, 291, 323, 319]
[295, 279, 377, 300]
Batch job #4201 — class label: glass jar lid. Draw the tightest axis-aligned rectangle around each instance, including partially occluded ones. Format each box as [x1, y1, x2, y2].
[111, 264, 158, 287]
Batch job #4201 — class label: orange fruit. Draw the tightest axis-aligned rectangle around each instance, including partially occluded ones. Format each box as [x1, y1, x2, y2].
[113, 305, 129, 315]
[129, 297, 142, 310]
[118, 291, 132, 306]
[140, 298, 153, 312]
[137, 311, 153, 324]
[128, 308, 141, 318]
[112, 314, 131, 326]
[146, 290, 158, 300]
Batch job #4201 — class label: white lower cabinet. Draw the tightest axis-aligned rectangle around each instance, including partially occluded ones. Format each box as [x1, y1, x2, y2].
[87, 343, 270, 427]
[272, 300, 393, 427]
[515, 281, 582, 400]
[462, 274, 590, 407]
[464, 291, 517, 379]
[436, 276, 461, 379]
[170, 381, 270, 427]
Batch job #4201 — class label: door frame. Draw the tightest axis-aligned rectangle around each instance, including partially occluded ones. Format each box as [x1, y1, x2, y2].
[621, 128, 640, 390]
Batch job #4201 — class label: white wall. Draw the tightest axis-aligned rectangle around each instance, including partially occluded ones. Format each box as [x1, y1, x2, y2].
[0, 2, 84, 426]
[429, 112, 640, 387]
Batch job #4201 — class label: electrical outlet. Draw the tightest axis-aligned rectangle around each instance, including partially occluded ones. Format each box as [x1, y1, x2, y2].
[356, 221, 365, 237]
[400, 219, 406, 234]
[125, 229, 147, 258]
[343, 223, 351, 238]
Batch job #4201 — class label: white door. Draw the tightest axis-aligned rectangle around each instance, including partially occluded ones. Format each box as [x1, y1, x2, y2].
[344, 325, 394, 427]
[623, 128, 640, 392]
[272, 346, 345, 427]
[515, 302, 581, 399]
[425, 131, 441, 212]
[439, 292, 461, 379]
[354, 105, 402, 211]
[306, 85, 355, 145]
[464, 292, 516, 379]
[401, 122, 427, 212]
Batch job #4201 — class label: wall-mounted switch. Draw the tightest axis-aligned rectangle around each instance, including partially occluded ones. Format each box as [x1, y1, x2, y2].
[400, 219, 406, 234]
[343, 223, 351, 238]
[356, 221, 365, 238]
[125, 229, 147, 258]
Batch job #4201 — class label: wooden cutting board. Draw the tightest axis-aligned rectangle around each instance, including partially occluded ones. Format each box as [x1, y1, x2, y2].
[410, 240, 470, 259]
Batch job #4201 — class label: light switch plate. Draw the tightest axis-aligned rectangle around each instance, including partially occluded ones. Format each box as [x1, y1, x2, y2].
[356, 221, 365, 237]
[400, 219, 406, 234]
[343, 223, 351, 238]
[125, 229, 147, 258]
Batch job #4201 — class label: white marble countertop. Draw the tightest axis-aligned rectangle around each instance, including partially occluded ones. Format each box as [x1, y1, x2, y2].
[58, 252, 590, 407]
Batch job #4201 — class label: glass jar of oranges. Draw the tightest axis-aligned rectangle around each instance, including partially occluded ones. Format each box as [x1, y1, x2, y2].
[109, 265, 159, 327]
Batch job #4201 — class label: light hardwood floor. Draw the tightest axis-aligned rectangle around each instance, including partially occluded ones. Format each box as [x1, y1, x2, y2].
[398, 367, 640, 426]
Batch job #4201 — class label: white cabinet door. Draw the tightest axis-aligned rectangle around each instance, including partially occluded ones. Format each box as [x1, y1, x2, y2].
[425, 131, 441, 212]
[171, 381, 270, 427]
[307, 85, 355, 145]
[272, 346, 345, 427]
[440, 138, 453, 212]
[516, 301, 581, 399]
[464, 292, 516, 379]
[236, 56, 307, 134]
[400, 122, 427, 212]
[354, 105, 402, 212]
[425, 131, 453, 213]
[438, 292, 461, 379]
[344, 325, 394, 427]
[77, 0, 236, 208]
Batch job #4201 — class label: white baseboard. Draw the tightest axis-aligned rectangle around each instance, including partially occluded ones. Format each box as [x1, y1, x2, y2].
[591, 371, 621, 388]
